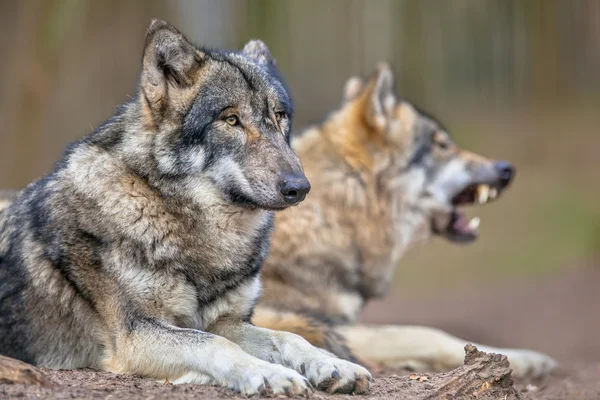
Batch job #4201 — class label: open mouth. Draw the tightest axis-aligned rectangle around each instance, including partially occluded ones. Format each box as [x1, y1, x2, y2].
[439, 183, 505, 243]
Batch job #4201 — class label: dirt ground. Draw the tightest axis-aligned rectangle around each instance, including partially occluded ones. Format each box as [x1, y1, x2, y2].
[361, 260, 600, 400]
[1, 262, 598, 400]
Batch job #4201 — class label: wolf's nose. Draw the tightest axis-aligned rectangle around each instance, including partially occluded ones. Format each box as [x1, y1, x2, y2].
[494, 161, 515, 188]
[279, 174, 311, 204]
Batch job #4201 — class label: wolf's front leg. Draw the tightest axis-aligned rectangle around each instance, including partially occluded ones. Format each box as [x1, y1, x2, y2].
[102, 318, 311, 396]
[212, 322, 372, 394]
[338, 324, 557, 378]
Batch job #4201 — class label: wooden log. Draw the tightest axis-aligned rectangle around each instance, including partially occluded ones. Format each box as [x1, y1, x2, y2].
[372, 344, 529, 400]
[0, 355, 54, 387]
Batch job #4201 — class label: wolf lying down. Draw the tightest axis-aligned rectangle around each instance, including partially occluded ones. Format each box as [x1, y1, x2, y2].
[255, 64, 557, 378]
[0, 21, 371, 395]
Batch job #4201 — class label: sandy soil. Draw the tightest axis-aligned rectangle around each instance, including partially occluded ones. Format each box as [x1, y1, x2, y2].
[0, 366, 528, 400]
[361, 261, 600, 400]
[2, 363, 596, 400]
[1, 263, 598, 399]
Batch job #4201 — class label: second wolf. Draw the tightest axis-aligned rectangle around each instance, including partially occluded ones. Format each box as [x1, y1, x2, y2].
[254, 64, 557, 377]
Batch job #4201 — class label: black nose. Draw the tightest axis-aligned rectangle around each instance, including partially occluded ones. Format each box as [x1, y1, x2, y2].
[279, 174, 311, 204]
[494, 161, 515, 188]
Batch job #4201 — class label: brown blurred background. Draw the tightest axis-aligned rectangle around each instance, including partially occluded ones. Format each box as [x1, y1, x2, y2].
[1, 0, 599, 362]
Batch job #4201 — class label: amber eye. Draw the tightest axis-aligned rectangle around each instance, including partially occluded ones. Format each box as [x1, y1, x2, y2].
[275, 111, 286, 122]
[225, 115, 239, 126]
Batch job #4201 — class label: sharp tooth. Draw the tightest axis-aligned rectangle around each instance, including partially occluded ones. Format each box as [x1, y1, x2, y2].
[468, 216, 480, 230]
[489, 188, 498, 199]
[477, 185, 489, 204]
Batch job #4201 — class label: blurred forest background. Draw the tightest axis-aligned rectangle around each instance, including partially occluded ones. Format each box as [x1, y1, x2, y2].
[0, 0, 598, 298]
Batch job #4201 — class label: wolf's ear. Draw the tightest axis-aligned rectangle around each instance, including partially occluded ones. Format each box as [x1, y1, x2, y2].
[342, 77, 364, 102]
[242, 40, 274, 65]
[141, 20, 204, 103]
[361, 63, 395, 130]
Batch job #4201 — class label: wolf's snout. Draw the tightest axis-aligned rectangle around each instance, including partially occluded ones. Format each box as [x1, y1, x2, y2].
[279, 174, 311, 205]
[494, 161, 514, 188]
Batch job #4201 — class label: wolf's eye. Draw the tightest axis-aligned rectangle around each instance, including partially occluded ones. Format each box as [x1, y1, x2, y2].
[225, 115, 239, 126]
[433, 131, 451, 151]
[275, 111, 287, 122]
[437, 141, 449, 150]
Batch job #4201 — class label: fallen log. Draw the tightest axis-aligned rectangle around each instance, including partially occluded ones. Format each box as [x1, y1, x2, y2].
[371, 344, 529, 399]
[0, 355, 54, 387]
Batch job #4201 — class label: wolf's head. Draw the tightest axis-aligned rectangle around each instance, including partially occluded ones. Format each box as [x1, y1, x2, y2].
[136, 20, 309, 210]
[324, 64, 514, 243]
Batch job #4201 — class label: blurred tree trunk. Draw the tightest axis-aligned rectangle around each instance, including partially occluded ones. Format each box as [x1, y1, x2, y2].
[526, 0, 563, 104]
[1, 0, 599, 188]
[0, 0, 172, 189]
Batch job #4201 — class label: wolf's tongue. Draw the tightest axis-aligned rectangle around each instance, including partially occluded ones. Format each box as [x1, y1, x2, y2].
[451, 211, 479, 236]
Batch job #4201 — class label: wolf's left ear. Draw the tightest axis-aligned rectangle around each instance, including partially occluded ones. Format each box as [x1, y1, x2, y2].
[362, 63, 395, 131]
[141, 20, 204, 105]
[242, 40, 274, 65]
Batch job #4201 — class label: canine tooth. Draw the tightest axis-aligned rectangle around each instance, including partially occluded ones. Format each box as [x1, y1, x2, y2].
[468, 217, 480, 230]
[477, 185, 489, 204]
[489, 188, 497, 199]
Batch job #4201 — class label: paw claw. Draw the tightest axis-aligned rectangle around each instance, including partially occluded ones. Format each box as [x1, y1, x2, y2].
[352, 375, 371, 395]
[257, 384, 266, 396]
[303, 377, 314, 391]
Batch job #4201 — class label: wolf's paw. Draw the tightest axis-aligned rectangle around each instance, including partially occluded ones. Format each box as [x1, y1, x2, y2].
[501, 348, 558, 378]
[233, 360, 312, 397]
[301, 357, 372, 394]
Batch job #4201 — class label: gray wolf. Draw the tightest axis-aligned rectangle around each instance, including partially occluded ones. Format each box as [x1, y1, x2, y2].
[254, 64, 557, 377]
[0, 20, 370, 396]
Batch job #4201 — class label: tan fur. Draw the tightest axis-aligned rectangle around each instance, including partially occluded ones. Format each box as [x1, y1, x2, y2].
[323, 107, 375, 171]
[459, 148, 495, 165]
[255, 65, 557, 378]
[253, 308, 327, 349]
[261, 72, 424, 320]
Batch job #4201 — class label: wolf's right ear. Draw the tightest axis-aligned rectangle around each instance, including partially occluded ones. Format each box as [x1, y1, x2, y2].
[361, 63, 395, 131]
[141, 20, 204, 105]
[342, 77, 364, 103]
